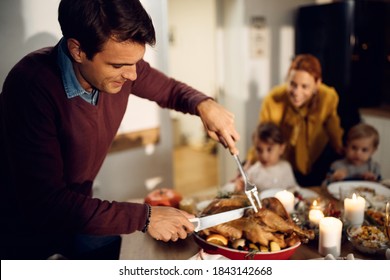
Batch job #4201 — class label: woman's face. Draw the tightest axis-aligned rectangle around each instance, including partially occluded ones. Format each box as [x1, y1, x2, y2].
[286, 70, 319, 108]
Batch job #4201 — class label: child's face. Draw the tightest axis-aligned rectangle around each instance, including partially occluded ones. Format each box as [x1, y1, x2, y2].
[345, 136, 376, 166]
[255, 140, 285, 167]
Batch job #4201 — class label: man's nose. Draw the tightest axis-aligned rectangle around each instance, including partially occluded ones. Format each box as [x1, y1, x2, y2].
[122, 66, 137, 81]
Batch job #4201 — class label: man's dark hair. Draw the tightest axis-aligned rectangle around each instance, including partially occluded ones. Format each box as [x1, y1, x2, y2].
[58, 0, 156, 59]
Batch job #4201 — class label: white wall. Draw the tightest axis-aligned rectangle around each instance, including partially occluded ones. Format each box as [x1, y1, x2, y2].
[0, 0, 174, 201]
[0, 0, 62, 85]
[361, 114, 390, 180]
[167, 0, 217, 147]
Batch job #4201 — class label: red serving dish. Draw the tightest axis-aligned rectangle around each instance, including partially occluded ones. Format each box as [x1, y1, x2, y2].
[193, 233, 300, 260]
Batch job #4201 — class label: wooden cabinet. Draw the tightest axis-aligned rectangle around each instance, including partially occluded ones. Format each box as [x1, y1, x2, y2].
[360, 108, 390, 180]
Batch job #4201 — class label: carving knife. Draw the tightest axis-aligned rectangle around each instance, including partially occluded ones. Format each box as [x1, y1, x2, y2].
[189, 206, 252, 232]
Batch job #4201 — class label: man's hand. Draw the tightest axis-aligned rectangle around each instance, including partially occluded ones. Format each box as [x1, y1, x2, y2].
[197, 99, 240, 155]
[146, 206, 195, 242]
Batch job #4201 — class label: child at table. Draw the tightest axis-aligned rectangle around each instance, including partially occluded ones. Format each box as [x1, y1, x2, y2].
[222, 122, 299, 193]
[323, 123, 381, 185]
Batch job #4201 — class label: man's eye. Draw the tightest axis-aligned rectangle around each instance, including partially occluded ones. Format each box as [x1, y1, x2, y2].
[112, 64, 123, 69]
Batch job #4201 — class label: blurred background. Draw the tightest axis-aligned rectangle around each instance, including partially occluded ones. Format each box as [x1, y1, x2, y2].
[1, 0, 389, 201]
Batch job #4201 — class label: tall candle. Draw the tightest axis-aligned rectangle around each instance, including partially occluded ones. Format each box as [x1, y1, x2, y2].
[309, 209, 324, 225]
[275, 190, 295, 213]
[319, 217, 343, 257]
[344, 193, 366, 225]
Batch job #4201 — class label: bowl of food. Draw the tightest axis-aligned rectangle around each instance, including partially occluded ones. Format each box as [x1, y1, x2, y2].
[347, 225, 389, 255]
[192, 194, 315, 260]
[193, 233, 301, 260]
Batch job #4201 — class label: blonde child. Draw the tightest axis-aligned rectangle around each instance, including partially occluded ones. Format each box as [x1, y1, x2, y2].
[223, 122, 299, 193]
[324, 123, 381, 184]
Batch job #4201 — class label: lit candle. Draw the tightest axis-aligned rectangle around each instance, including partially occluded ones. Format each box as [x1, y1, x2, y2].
[308, 209, 324, 226]
[319, 217, 343, 257]
[274, 190, 295, 213]
[311, 199, 320, 210]
[344, 193, 366, 225]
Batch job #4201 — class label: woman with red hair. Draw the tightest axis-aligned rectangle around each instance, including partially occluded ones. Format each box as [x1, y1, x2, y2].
[247, 54, 344, 186]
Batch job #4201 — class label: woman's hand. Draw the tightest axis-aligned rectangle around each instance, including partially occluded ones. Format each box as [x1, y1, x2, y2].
[197, 99, 240, 155]
[146, 206, 195, 242]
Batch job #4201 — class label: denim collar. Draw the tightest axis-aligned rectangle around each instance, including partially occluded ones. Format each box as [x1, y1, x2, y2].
[57, 37, 98, 105]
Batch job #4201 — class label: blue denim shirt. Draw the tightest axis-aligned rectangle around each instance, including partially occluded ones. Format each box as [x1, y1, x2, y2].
[57, 38, 99, 105]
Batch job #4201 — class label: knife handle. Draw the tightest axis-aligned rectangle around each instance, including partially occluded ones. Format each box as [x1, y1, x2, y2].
[188, 218, 200, 232]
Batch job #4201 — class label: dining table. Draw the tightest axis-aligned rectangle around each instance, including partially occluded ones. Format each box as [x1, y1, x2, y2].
[120, 186, 388, 260]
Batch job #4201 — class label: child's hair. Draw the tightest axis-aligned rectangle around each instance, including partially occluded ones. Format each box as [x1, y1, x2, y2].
[253, 122, 285, 145]
[346, 123, 380, 149]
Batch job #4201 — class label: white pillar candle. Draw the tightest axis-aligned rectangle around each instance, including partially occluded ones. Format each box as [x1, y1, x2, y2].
[308, 209, 324, 226]
[344, 193, 366, 225]
[274, 190, 295, 213]
[319, 217, 343, 257]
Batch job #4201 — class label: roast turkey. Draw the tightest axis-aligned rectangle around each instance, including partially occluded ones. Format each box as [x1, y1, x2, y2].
[200, 194, 314, 249]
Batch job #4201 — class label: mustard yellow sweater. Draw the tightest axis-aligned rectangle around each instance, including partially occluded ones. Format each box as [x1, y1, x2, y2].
[247, 83, 344, 175]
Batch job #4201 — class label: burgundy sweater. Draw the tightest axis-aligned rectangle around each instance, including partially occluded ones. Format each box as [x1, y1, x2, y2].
[0, 43, 209, 258]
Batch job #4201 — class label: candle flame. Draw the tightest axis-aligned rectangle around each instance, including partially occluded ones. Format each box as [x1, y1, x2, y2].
[352, 193, 357, 200]
[313, 200, 318, 206]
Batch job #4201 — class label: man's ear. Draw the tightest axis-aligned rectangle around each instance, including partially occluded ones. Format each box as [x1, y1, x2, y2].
[67, 38, 85, 63]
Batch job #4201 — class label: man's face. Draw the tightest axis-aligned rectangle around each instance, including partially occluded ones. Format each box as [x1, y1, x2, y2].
[74, 38, 146, 94]
[286, 70, 318, 108]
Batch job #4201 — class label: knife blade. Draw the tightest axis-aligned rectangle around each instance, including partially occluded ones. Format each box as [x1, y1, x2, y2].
[189, 206, 252, 232]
